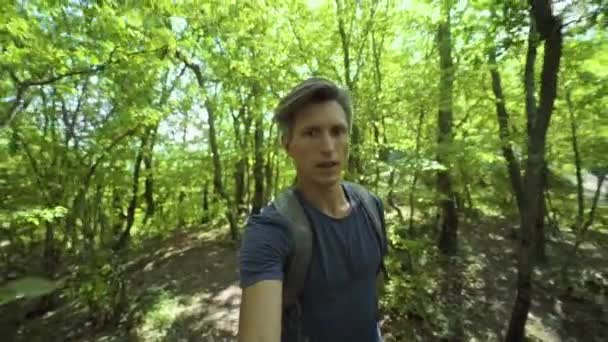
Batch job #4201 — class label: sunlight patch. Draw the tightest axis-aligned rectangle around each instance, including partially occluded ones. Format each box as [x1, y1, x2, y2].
[137, 292, 190, 341]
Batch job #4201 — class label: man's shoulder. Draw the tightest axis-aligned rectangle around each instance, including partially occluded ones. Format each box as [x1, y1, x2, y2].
[342, 181, 383, 206]
[245, 203, 289, 231]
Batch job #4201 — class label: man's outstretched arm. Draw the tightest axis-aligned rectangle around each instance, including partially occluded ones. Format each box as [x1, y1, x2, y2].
[238, 280, 282, 342]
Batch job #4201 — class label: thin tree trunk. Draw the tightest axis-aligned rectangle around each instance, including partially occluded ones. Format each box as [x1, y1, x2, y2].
[177, 190, 186, 228]
[201, 181, 209, 224]
[436, 1, 458, 255]
[566, 90, 584, 230]
[234, 159, 246, 213]
[387, 168, 405, 223]
[232, 106, 247, 214]
[335, 0, 367, 178]
[206, 100, 238, 240]
[409, 108, 425, 233]
[460, 166, 474, 215]
[273, 153, 280, 198]
[488, 47, 525, 216]
[264, 149, 274, 203]
[535, 165, 547, 263]
[251, 115, 265, 214]
[143, 125, 158, 225]
[506, 2, 562, 340]
[42, 222, 58, 276]
[578, 174, 606, 244]
[179, 54, 238, 240]
[371, 27, 385, 192]
[115, 133, 147, 250]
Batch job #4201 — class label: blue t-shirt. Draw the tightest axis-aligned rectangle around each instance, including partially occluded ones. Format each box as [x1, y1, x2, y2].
[239, 183, 387, 342]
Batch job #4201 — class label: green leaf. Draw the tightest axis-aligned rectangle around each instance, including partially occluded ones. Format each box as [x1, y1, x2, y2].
[0, 277, 60, 306]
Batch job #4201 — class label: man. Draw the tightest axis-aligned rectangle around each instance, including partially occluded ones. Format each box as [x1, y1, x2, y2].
[237, 77, 387, 342]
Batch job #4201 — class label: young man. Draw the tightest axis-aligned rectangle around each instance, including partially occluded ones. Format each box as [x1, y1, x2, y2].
[237, 77, 387, 342]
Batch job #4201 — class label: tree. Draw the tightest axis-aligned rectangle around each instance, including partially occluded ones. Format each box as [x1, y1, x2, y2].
[436, 0, 459, 255]
[506, 1, 563, 340]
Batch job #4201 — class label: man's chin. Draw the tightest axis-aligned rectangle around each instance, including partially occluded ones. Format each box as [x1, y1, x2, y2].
[312, 174, 342, 187]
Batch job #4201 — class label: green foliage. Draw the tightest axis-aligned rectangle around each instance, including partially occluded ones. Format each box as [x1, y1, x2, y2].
[1, 206, 68, 227]
[0, 276, 61, 306]
[382, 236, 442, 326]
[66, 252, 128, 325]
[0, 0, 606, 338]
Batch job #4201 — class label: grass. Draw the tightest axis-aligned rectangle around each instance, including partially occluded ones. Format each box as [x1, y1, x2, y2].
[137, 291, 186, 341]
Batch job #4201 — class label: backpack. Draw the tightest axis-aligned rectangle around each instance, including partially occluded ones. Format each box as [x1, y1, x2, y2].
[273, 181, 389, 341]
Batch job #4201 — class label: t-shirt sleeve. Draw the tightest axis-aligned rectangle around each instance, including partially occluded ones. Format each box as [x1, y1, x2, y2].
[238, 210, 291, 288]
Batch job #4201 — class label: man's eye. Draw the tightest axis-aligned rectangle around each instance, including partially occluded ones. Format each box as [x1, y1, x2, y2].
[332, 127, 346, 136]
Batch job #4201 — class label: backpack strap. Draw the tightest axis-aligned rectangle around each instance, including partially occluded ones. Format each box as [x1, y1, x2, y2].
[344, 181, 389, 281]
[273, 187, 313, 308]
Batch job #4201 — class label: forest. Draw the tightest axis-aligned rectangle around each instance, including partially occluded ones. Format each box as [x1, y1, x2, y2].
[1, 0, 606, 341]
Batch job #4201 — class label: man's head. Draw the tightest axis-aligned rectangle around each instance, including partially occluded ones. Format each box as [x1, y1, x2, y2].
[274, 77, 352, 188]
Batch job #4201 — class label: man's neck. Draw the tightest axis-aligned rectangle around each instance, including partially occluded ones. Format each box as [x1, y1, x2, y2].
[295, 178, 350, 219]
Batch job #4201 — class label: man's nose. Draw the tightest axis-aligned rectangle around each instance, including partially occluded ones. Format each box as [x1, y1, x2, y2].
[319, 132, 335, 152]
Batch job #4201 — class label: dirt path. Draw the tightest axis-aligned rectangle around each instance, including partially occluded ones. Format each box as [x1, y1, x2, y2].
[13, 221, 608, 342]
[14, 230, 242, 342]
[456, 219, 608, 342]
[124, 231, 241, 341]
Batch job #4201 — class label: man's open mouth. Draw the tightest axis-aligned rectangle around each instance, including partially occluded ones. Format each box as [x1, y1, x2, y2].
[316, 161, 339, 168]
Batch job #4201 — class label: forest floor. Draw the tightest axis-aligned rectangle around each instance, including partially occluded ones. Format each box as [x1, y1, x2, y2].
[12, 217, 608, 342]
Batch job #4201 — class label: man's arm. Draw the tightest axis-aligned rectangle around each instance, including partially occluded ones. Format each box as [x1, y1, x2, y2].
[238, 280, 282, 342]
[237, 210, 290, 342]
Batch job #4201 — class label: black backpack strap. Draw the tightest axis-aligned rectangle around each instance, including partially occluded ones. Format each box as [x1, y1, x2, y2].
[345, 182, 389, 280]
[273, 187, 313, 308]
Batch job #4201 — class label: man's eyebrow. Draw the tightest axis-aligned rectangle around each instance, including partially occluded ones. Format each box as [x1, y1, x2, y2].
[300, 124, 320, 130]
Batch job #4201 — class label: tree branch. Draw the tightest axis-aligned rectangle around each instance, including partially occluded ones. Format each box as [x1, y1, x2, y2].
[352, 1, 379, 86]
[12, 130, 54, 205]
[83, 126, 139, 189]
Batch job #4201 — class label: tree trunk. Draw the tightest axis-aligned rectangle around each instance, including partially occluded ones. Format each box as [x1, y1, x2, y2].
[201, 181, 209, 224]
[461, 167, 474, 215]
[535, 165, 547, 263]
[143, 125, 158, 225]
[566, 90, 585, 230]
[206, 100, 238, 240]
[579, 174, 606, 243]
[409, 108, 425, 233]
[436, 1, 458, 256]
[387, 168, 405, 223]
[335, 0, 362, 178]
[115, 133, 147, 251]
[234, 159, 246, 213]
[489, 47, 525, 215]
[506, 2, 562, 340]
[232, 106, 247, 215]
[273, 153, 280, 198]
[42, 222, 58, 276]
[251, 115, 265, 214]
[371, 26, 385, 192]
[177, 190, 186, 228]
[264, 150, 274, 203]
[180, 55, 238, 241]
[524, 21, 547, 264]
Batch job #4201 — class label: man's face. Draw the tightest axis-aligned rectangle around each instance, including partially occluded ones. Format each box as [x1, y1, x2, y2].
[285, 100, 349, 188]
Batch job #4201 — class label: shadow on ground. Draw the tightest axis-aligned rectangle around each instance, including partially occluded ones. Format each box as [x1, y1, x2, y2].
[452, 218, 607, 342]
[10, 219, 608, 342]
[13, 229, 241, 342]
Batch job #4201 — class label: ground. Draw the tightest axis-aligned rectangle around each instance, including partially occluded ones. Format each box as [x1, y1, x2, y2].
[10, 218, 608, 342]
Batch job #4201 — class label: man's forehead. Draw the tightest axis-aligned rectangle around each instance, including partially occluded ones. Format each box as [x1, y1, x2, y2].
[294, 102, 347, 124]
